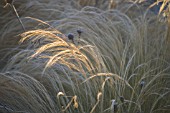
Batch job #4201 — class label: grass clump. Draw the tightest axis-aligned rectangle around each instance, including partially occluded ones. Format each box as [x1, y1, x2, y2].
[0, 0, 169, 113]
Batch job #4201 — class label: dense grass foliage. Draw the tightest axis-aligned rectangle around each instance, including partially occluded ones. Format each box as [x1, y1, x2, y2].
[0, 0, 170, 113]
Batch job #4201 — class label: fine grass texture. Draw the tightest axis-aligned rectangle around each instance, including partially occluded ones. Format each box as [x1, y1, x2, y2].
[0, 0, 170, 113]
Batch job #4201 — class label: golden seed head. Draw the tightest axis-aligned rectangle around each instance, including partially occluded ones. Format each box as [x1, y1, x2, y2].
[73, 102, 78, 109]
[73, 95, 78, 109]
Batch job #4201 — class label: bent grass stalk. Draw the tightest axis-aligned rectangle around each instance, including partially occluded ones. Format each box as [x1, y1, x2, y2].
[4, 1, 26, 32]
[0, 1, 169, 113]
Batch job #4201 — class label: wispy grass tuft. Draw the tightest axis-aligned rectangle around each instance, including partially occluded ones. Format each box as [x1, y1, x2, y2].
[0, 0, 169, 113]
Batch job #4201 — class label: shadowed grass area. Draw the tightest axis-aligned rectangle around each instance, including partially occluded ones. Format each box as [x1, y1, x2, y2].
[0, 71, 58, 113]
[0, 0, 170, 113]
